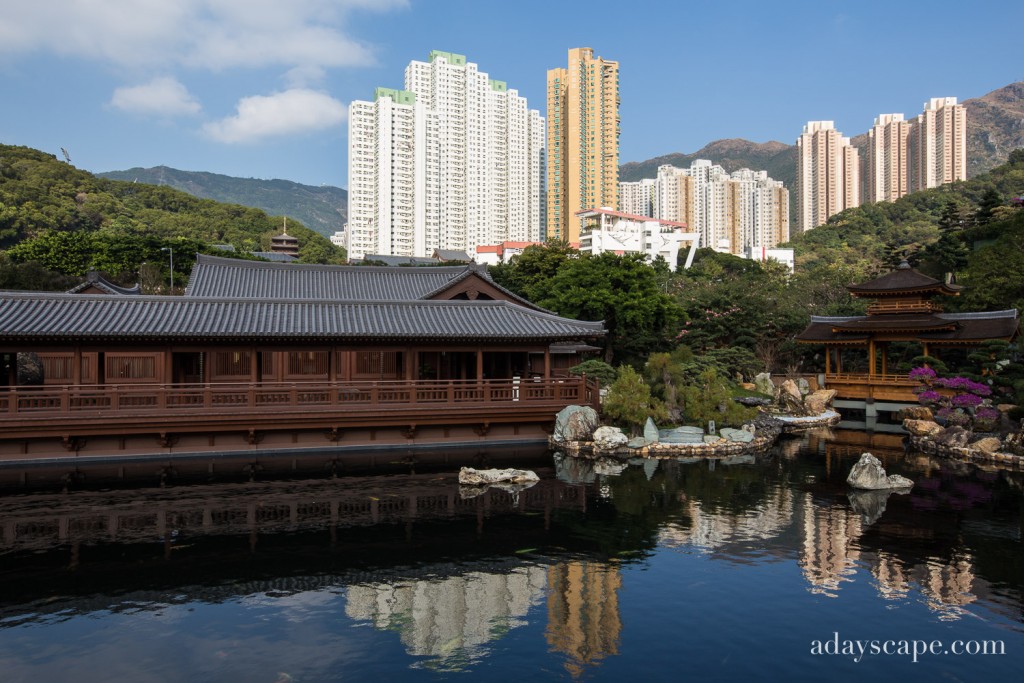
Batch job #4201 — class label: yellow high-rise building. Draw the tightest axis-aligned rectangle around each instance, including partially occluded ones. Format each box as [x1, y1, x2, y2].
[546, 48, 620, 243]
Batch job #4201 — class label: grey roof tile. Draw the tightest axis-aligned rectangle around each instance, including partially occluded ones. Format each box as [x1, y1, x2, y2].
[0, 292, 605, 343]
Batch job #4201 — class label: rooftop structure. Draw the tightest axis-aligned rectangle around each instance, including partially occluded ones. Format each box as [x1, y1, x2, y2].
[576, 208, 699, 270]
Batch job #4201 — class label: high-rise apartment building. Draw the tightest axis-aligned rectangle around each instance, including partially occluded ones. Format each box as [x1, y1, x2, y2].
[909, 97, 966, 193]
[795, 121, 860, 233]
[624, 161, 788, 255]
[546, 47, 620, 243]
[347, 51, 544, 260]
[866, 113, 910, 204]
[618, 178, 656, 217]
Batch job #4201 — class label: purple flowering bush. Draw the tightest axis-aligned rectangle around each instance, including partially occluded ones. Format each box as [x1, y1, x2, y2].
[910, 366, 998, 432]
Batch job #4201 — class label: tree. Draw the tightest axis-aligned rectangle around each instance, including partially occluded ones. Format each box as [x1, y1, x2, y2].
[603, 366, 664, 435]
[541, 252, 682, 366]
[975, 188, 1002, 226]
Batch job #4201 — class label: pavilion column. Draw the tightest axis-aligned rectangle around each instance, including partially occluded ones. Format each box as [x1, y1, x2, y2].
[544, 347, 551, 379]
[250, 347, 258, 384]
[881, 345, 888, 376]
[328, 348, 337, 383]
[923, 342, 930, 359]
[406, 347, 415, 381]
[162, 347, 172, 385]
[476, 348, 483, 381]
[868, 340, 876, 377]
[73, 346, 83, 387]
[825, 347, 831, 375]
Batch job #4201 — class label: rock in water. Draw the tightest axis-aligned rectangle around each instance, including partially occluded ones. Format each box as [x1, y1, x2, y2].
[459, 467, 539, 486]
[846, 453, 914, 490]
[552, 405, 600, 442]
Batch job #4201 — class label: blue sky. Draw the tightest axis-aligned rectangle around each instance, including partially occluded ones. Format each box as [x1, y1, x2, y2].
[2, 0, 1022, 189]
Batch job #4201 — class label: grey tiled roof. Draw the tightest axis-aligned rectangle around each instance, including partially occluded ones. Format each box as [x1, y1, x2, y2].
[186, 254, 474, 299]
[360, 254, 441, 266]
[0, 292, 606, 343]
[250, 252, 298, 262]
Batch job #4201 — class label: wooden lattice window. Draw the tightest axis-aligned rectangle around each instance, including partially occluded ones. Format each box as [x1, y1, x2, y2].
[353, 351, 402, 379]
[38, 354, 73, 383]
[287, 351, 329, 377]
[106, 353, 158, 383]
[212, 351, 252, 379]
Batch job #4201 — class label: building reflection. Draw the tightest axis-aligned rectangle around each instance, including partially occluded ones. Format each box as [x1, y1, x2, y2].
[657, 487, 795, 553]
[345, 565, 548, 671]
[545, 560, 622, 678]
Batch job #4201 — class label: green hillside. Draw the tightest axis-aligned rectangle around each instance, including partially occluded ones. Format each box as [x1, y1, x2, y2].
[98, 166, 347, 238]
[0, 145, 345, 292]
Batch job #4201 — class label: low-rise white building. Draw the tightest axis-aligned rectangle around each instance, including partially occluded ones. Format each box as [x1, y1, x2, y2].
[474, 241, 544, 266]
[576, 208, 699, 270]
[743, 245, 795, 272]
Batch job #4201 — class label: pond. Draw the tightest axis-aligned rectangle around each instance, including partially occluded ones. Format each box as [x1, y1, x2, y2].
[0, 429, 1021, 681]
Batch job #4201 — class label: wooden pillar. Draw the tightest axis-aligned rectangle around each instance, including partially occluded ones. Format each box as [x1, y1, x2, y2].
[825, 347, 831, 375]
[250, 347, 258, 383]
[163, 347, 173, 385]
[544, 346, 551, 379]
[73, 346, 83, 387]
[868, 339, 876, 377]
[406, 347, 415, 381]
[476, 348, 483, 381]
[328, 347, 337, 382]
[923, 342, 930, 359]
[881, 345, 888, 376]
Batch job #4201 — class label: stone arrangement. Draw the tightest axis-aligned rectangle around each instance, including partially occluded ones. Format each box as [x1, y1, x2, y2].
[904, 414, 1024, 470]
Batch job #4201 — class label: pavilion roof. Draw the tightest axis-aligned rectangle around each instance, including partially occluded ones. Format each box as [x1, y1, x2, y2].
[847, 261, 962, 297]
[0, 292, 605, 344]
[66, 272, 141, 296]
[796, 310, 1019, 344]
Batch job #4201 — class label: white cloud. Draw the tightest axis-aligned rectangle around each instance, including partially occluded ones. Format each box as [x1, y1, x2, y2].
[110, 77, 202, 116]
[0, 0, 408, 71]
[203, 89, 346, 144]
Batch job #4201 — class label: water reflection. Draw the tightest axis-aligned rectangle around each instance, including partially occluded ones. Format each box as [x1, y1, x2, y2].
[0, 432, 1022, 679]
[346, 565, 548, 672]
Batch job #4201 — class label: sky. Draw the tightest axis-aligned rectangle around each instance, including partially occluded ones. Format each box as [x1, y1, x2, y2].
[2, 0, 1022, 189]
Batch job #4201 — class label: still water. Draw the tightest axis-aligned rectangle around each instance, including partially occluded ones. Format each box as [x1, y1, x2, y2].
[0, 430, 1022, 681]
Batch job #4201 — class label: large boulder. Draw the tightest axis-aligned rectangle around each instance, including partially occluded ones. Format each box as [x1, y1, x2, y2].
[903, 419, 945, 438]
[753, 372, 776, 398]
[552, 405, 600, 442]
[592, 426, 629, 450]
[847, 453, 914, 490]
[803, 389, 837, 415]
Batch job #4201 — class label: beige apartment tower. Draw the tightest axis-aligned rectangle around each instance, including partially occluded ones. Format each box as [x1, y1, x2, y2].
[866, 113, 910, 204]
[795, 121, 860, 233]
[909, 97, 967, 193]
[547, 48, 620, 243]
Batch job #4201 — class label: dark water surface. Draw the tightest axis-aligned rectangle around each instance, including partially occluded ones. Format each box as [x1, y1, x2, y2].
[1, 429, 1022, 681]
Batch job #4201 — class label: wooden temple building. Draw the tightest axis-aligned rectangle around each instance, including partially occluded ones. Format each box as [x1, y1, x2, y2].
[0, 256, 604, 474]
[796, 261, 1019, 408]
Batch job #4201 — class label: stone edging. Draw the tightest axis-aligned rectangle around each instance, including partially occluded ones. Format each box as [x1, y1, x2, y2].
[907, 435, 1024, 471]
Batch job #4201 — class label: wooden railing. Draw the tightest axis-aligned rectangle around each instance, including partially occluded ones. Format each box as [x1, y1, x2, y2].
[0, 377, 598, 421]
[826, 373, 918, 385]
[866, 300, 940, 315]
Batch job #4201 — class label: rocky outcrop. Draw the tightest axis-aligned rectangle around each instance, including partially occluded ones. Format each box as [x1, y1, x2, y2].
[898, 405, 934, 421]
[904, 419, 945, 438]
[592, 426, 629, 450]
[971, 436, 1003, 454]
[459, 467, 539, 486]
[803, 389, 837, 415]
[777, 379, 808, 416]
[552, 405, 600, 443]
[847, 453, 914, 490]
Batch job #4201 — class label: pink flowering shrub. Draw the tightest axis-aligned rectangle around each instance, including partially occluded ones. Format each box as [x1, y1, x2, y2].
[910, 366, 998, 432]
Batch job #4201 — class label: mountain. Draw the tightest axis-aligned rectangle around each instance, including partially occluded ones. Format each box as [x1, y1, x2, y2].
[620, 139, 796, 188]
[98, 166, 347, 238]
[620, 82, 1024, 189]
